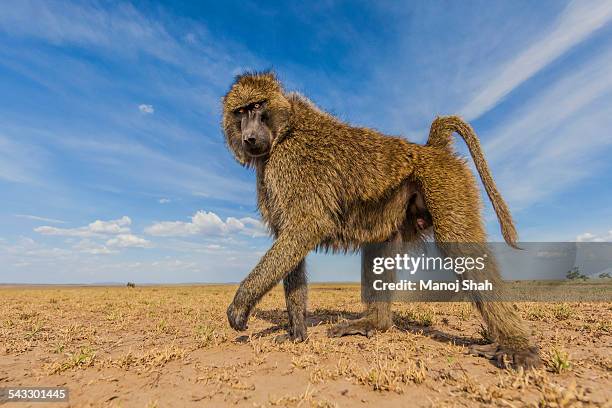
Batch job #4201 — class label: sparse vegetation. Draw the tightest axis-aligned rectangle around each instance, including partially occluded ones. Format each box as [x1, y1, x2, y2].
[48, 346, 96, 374]
[552, 303, 574, 320]
[0, 284, 609, 406]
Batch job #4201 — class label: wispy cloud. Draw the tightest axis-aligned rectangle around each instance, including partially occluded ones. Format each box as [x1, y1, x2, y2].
[0, 236, 72, 259]
[0, 0, 259, 83]
[461, 0, 612, 119]
[484, 45, 612, 208]
[14, 214, 65, 224]
[486, 44, 612, 157]
[0, 134, 47, 184]
[56, 136, 255, 203]
[0, 2, 181, 61]
[0, 0, 260, 202]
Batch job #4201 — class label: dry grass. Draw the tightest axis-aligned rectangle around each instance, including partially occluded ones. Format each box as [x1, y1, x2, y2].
[0, 284, 610, 407]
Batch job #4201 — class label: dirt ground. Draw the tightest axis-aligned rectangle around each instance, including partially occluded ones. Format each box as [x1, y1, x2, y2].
[0, 284, 610, 407]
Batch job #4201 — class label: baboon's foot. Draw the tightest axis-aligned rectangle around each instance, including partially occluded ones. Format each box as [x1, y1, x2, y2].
[275, 327, 307, 344]
[469, 343, 541, 369]
[226, 302, 250, 331]
[287, 321, 307, 342]
[327, 317, 390, 338]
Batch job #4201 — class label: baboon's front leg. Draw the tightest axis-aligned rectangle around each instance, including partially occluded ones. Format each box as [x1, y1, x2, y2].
[283, 260, 308, 341]
[227, 228, 320, 332]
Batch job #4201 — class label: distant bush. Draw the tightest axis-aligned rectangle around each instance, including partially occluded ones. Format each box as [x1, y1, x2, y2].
[566, 267, 588, 281]
[598, 272, 611, 279]
[127, 282, 136, 288]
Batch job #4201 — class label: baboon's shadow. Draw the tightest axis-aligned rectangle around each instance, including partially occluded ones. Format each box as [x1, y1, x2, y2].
[234, 308, 361, 342]
[258, 307, 361, 326]
[242, 307, 483, 348]
[392, 313, 484, 346]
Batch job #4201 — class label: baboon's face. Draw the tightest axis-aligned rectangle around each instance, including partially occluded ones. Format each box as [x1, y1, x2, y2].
[223, 72, 291, 165]
[233, 100, 272, 158]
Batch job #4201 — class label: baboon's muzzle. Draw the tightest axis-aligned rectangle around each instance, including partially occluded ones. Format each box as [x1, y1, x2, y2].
[241, 111, 271, 157]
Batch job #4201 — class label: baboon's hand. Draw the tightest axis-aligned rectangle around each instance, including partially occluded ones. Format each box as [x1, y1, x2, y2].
[509, 346, 542, 369]
[227, 301, 249, 331]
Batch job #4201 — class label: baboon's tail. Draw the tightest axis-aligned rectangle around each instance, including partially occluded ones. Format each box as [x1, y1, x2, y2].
[427, 115, 519, 249]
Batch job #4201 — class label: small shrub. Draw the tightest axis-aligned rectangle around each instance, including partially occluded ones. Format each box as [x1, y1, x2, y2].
[552, 304, 574, 320]
[547, 347, 571, 373]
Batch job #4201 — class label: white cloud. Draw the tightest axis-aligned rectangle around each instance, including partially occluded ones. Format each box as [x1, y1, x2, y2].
[32, 216, 149, 255]
[576, 230, 612, 242]
[35, 216, 131, 237]
[72, 239, 115, 255]
[145, 211, 222, 236]
[15, 214, 65, 224]
[89, 216, 131, 234]
[138, 104, 154, 114]
[158, 198, 171, 204]
[145, 210, 267, 238]
[461, 0, 612, 119]
[106, 234, 151, 248]
[150, 258, 197, 270]
[226, 216, 267, 237]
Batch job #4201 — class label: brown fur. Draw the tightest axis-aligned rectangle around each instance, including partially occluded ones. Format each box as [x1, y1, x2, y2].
[222, 72, 540, 369]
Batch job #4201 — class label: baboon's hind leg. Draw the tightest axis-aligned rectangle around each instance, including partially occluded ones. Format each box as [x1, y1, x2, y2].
[328, 237, 397, 338]
[283, 260, 308, 341]
[423, 172, 540, 368]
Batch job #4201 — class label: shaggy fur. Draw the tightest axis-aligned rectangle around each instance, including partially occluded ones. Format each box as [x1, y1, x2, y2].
[222, 72, 540, 369]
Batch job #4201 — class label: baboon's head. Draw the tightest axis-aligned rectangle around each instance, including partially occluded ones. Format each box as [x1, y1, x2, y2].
[222, 72, 292, 165]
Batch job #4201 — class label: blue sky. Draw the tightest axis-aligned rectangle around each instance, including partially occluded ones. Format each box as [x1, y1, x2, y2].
[1, 0, 611, 283]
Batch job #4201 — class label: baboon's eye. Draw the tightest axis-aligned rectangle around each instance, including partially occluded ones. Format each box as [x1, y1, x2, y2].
[237, 108, 245, 114]
[253, 103, 260, 109]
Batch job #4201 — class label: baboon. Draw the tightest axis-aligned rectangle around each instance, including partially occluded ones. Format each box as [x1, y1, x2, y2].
[222, 72, 540, 369]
